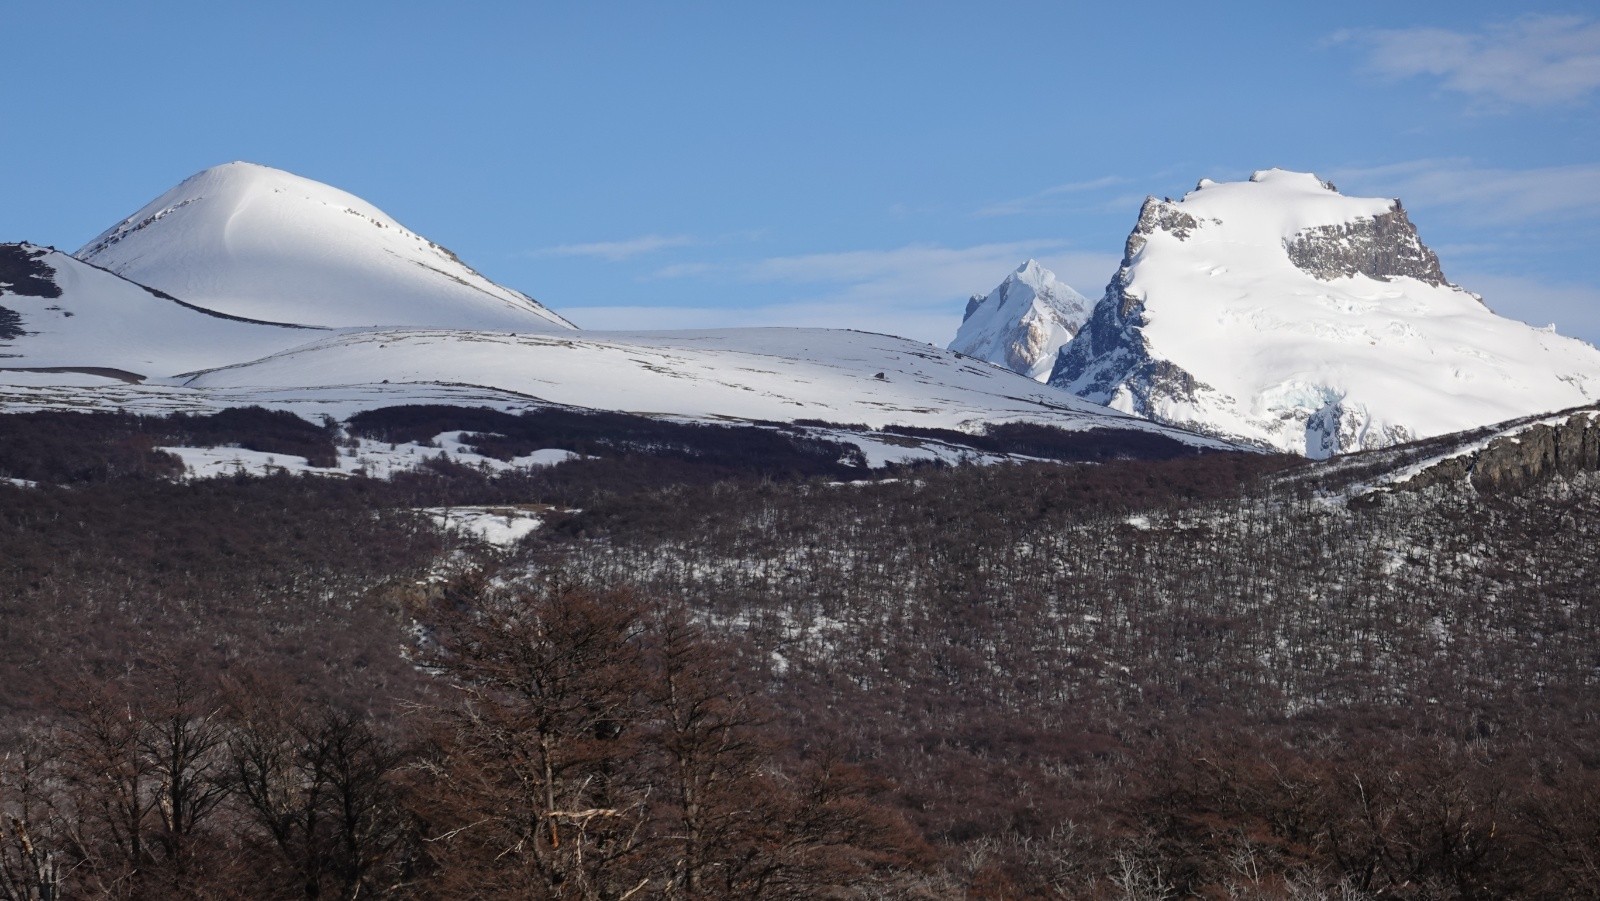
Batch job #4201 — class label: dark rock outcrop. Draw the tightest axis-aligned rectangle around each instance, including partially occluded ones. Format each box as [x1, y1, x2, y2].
[1402, 411, 1600, 494]
[1050, 197, 1222, 416]
[1470, 413, 1600, 492]
[1284, 202, 1451, 287]
[962, 293, 984, 321]
[1124, 196, 1200, 262]
[0, 244, 63, 342]
[0, 244, 63, 300]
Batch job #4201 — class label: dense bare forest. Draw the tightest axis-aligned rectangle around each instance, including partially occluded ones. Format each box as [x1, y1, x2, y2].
[2, 407, 1598, 899]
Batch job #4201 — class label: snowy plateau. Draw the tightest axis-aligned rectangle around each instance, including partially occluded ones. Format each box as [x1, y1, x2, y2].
[0, 163, 1224, 479]
[1041, 169, 1600, 458]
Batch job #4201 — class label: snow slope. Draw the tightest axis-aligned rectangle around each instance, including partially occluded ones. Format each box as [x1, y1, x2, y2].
[76, 162, 573, 331]
[172, 325, 1227, 442]
[1050, 170, 1600, 457]
[949, 260, 1090, 381]
[0, 244, 319, 378]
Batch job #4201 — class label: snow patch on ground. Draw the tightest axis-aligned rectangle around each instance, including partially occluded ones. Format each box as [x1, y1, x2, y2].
[157, 433, 580, 481]
[419, 506, 549, 547]
[339, 433, 579, 479]
[158, 446, 331, 479]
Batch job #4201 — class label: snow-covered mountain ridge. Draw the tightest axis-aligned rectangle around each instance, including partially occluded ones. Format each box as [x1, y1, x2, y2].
[76, 162, 573, 331]
[949, 260, 1089, 381]
[3, 162, 1238, 467]
[1048, 169, 1600, 458]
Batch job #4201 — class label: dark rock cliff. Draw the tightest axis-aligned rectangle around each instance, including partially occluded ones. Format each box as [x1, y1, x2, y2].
[1405, 411, 1600, 494]
[1284, 202, 1452, 288]
[1049, 197, 1219, 413]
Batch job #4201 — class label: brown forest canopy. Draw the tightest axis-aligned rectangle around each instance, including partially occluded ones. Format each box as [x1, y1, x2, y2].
[0, 407, 1597, 898]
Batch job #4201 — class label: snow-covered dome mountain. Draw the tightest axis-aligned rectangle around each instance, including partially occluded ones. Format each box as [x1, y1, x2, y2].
[1048, 169, 1600, 457]
[76, 162, 574, 331]
[949, 260, 1090, 381]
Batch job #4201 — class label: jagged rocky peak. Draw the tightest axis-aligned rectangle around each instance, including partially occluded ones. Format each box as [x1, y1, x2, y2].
[1047, 169, 1600, 458]
[949, 260, 1090, 382]
[1124, 197, 1201, 260]
[75, 162, 575, 331]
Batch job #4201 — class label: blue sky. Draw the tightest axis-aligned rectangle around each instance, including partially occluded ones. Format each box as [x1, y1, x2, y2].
[5, 1, 1600, 345]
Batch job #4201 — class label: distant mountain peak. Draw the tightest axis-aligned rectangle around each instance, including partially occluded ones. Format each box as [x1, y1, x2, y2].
[1049, 169, 1600, 457]
[76, 163, 575, 331]
[949, 260, 1090, 382]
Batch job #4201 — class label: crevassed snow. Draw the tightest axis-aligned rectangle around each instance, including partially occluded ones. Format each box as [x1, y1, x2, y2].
[76, 163, 573, 332]
[1057, 169, 1600, 456]
[950, 260, 1090, 381]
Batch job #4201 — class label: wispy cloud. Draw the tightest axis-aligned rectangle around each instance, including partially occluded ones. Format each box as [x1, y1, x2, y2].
[1330, 158, 1600, 224]
[1332, 15, 1600, 108]
[742, 241, 1067, 293]
[534, 234, 694, 261]
[1457, 272, 1600, 345]
[977, 175, 1131, 217]
[554, 301, 970, 345]
[628, 241, 1119, 344]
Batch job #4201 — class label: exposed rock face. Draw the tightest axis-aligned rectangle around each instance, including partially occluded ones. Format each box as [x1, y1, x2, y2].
[1051, 197, 1230, 425]
[1124, 197, 1201, 263]
[1283, 202, 1451, 287]
[1470, 413, 1600, 492]
[949, 260, 1090, 382]
[1400, 411, 1600, 494]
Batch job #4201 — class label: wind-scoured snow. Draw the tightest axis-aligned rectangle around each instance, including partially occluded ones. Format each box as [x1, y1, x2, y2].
[76, 163, 573, 331]
[1051, 169, 1600, 457]
[0, 245, 318, 379]
[950, 260, 1090, 381]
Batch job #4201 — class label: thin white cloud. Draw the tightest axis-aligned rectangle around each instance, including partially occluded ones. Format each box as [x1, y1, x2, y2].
[590, 241, 1120, 345]
[534, 234, 694, 261]
[1330, 158, 1600, 223]
[1333, 15, 1600, 108]
[555, 302, 967, 345]
[647, 261, 718, 280]
[745, 241, 1066, 287]
[977, 175, 1130, 217]
[1458, 272, 1600, 346]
